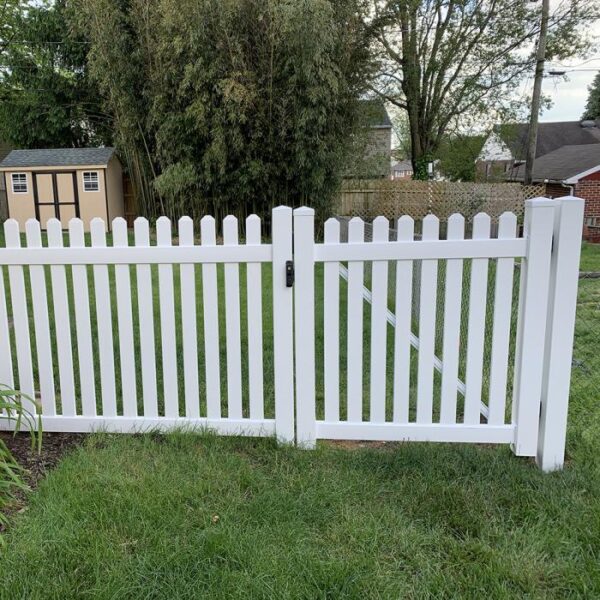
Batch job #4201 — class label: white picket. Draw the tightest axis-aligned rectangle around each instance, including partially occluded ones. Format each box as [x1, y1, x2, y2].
[246, 215, 264, 420]
[25, 220, 55, 415]
[179, 216, 200, 419]
[113, 218, 137, 417]
[323, 218, 340, 422]
[91, 218, 116, 417]
[440, 214, 465, 424]
[200, 216, 221, 419]
[393, 216, 414, 423]
[46, 219, 76, 416]
[464, 213, 491, 424]
[223, 216, 242, 419]
[156, 217, 178, 417]
[271, 207, 295, 443]
[0, 264, 13, 390]
[416, 215, 439, 424]
[369, 217, 389, 423]
[487, 212, 517, 425]
[68, 219, 95, 417]
[347, 218, 365, 422]
[134, 218, 158, 417]
[4, 220, 34, 399]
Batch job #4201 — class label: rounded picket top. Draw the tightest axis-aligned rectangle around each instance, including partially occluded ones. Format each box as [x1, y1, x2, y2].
[498, 211, 518, 238]
[46, 218, 64, 246]
[133, 217, 150, 244]
[3, 219, 21, 247]
[112, 217, 129, 246]
[348, 216, 364, 242]
[396, 215, 415, 240]
[447, 213, 465, 240]
[112, 216, 127, 230]
[324, 217, 340, 241]
[25, 218, 42, 245]
[422, 213, 440, 239]
[372, 216, 389, 242]
[223, 215, 238, 244]
[246, 214, 261, 244]
[293, 206, 314, 217]
[178, 216, 194, 245]
[246, 214, 260, 226]
[156, 216, 172, 244]
[200, 215, 216, 245]
[472, 212, 491, 238]
[68, 218, 85, 245]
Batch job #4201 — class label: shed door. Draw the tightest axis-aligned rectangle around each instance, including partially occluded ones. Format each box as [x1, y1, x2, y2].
[33, 171, 80, 229]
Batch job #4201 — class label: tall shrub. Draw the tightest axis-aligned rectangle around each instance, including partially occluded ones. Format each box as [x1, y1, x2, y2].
[77, 0, 372, 222]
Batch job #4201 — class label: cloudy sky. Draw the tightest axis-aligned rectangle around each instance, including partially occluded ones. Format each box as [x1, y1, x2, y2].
[539, 11, 599, 122]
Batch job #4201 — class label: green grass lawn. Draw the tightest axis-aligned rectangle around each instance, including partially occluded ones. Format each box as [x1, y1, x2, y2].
[1, 236, 600, 597]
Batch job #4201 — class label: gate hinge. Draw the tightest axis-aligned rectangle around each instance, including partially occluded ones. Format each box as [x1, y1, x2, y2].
[285, 260, 294, 287]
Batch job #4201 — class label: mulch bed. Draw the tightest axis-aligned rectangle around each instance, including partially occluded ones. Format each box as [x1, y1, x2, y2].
[0, 432, 86, 528]
[0, 431, 85, 489]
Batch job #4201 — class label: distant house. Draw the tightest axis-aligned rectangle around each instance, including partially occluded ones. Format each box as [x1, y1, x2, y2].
[0, 147, 124, 231]
[345, 99, 392, 179]
[476, 120, 600, 182]
[391, 160, 413, 179]
[510, 143, 600, 242]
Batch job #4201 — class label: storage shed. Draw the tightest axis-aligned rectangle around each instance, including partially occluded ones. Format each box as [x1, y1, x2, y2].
[0, 147, 124, 230]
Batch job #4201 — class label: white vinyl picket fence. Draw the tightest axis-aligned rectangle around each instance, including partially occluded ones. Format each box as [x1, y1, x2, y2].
[0, 197, 585, 471]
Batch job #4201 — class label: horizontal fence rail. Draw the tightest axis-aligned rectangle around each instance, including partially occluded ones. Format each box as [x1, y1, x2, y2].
[0, 198, 584, 471]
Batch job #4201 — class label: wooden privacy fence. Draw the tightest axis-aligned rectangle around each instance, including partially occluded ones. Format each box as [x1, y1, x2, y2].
[0, 198, 584, 471]
[336, 179, 546, 224]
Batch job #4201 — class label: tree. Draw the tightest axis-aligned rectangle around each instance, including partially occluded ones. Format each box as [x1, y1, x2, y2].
[370, 0, 597, 178]
[436, 134, 485, 181]
[0, 0, 108, 148]
[74, 0, 373, 221]
[583, 73, 600, 120]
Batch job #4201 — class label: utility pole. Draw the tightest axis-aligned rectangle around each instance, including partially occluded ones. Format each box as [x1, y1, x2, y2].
[524, 0, 550, 185]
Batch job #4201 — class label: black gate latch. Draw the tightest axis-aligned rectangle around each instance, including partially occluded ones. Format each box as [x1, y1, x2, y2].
[285, 260, 294, 287]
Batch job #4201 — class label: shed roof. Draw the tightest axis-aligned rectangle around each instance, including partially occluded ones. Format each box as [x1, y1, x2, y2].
[510, 143, 600, 182]
[0, 147, 115, 169]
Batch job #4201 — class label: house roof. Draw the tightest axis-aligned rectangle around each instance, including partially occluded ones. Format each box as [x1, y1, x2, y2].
[510, 143, 600, 182]
[392, 160, 413, 171]
[496, 121, 600, 160]
[0, 147, 115, 169]
[360, 99, 392, 128]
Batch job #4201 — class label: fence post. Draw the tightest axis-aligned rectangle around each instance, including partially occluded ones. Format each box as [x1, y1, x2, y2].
[512, 198, 555, 457]
[294, 207, 317, 448]
[537, 196, 585, 471]
[272, 206, 295, 444]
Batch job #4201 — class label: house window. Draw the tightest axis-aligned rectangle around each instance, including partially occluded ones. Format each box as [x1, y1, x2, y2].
[82, 171, 100, 192]
[11, 173, 28, 194]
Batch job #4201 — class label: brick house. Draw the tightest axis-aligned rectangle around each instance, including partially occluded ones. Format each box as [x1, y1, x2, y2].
[510, 143, 600, 241]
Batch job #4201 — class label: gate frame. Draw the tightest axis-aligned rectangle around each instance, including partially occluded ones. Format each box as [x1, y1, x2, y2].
[291, 197, 584, 471]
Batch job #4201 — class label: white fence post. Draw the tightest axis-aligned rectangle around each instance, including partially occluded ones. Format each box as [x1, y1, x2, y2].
[537, 196, 585, 471]
[272, 206, 295, 444]
[512, 198, 555, 457]
[293, 207, 316, 448]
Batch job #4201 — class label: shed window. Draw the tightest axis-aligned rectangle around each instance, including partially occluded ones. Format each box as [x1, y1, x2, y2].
[83, 171, 99, 192]
[11, 173, 28, 194]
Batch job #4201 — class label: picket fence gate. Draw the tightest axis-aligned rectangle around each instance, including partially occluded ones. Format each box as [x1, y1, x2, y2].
[0, 197, 584, 471]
